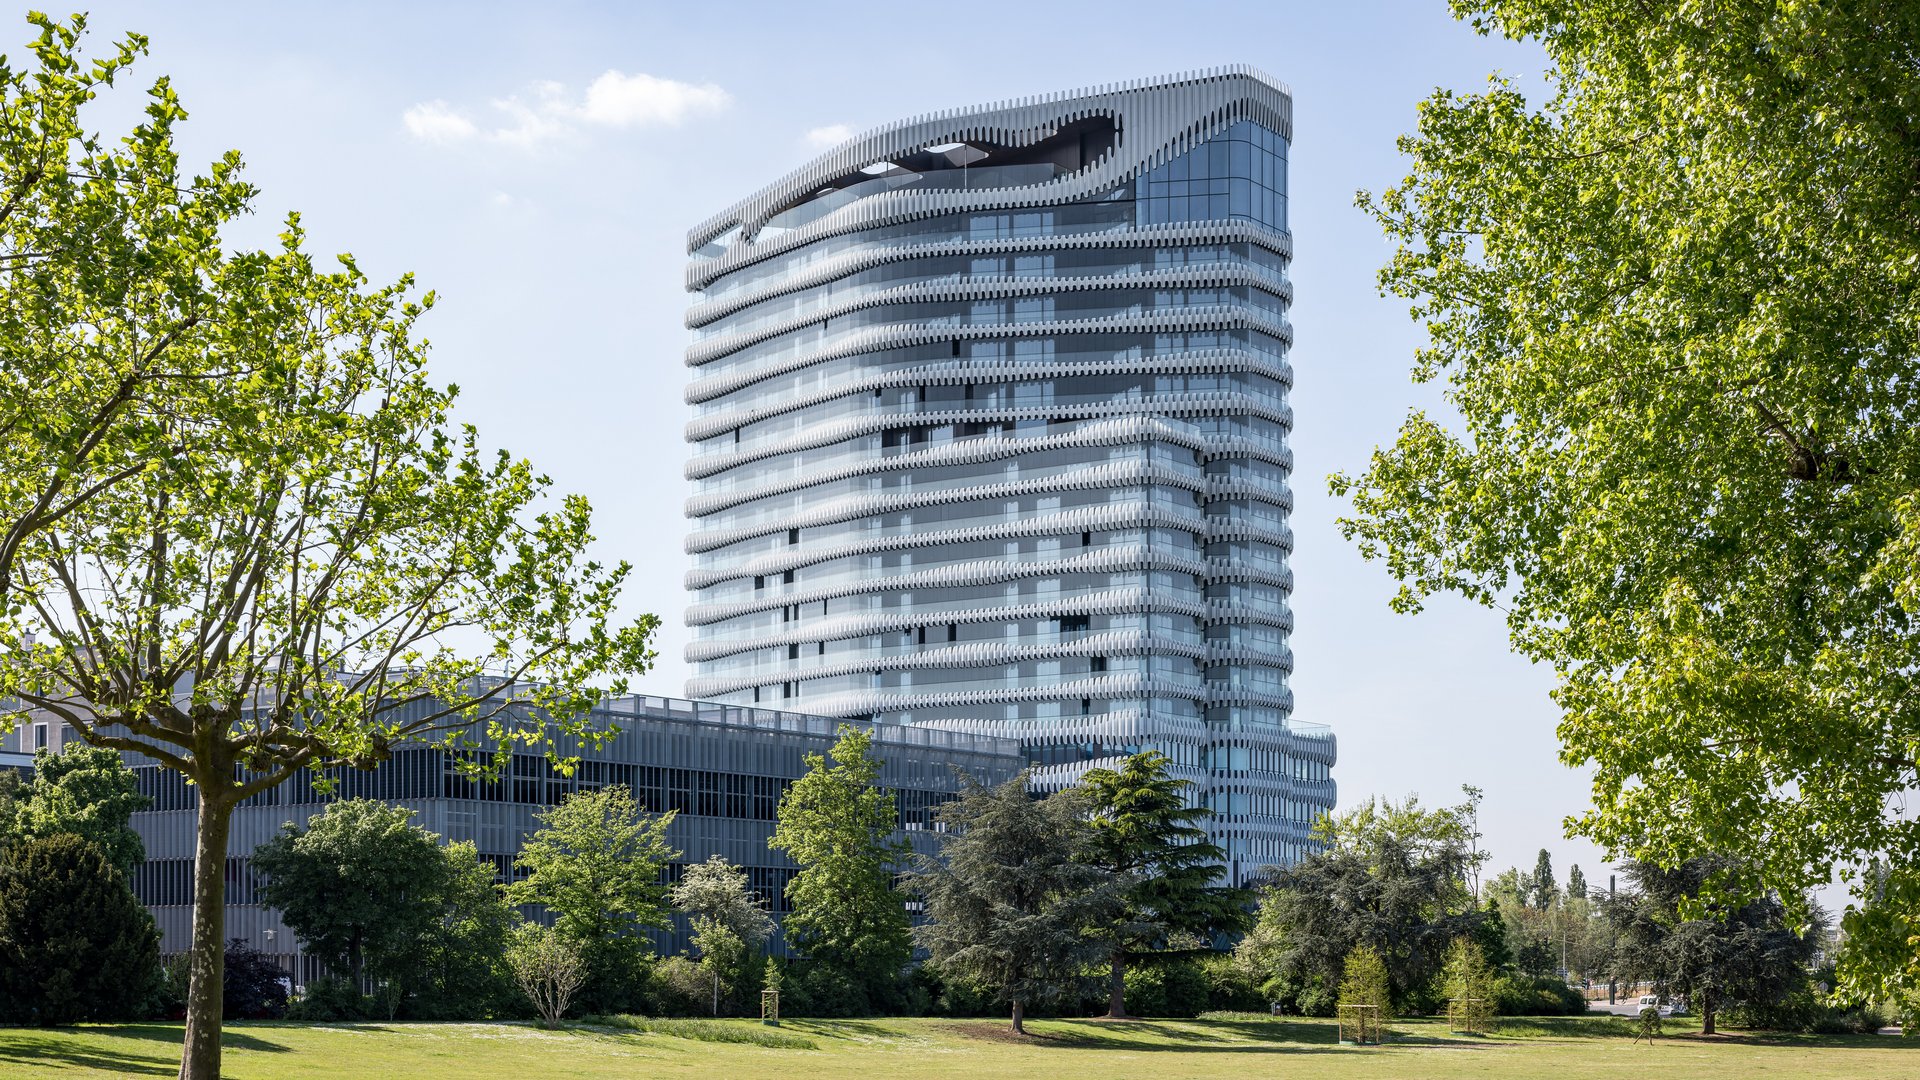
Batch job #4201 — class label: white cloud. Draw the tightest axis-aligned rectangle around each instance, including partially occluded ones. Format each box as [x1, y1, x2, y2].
[580, 71, 730, 127]
[402, 100, 478, 143]
[804, 123, 855, 149]
[403, 71, 730, 150]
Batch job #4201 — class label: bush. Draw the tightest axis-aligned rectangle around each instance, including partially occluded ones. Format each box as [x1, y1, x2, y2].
[1200, 952, 1265, 1013]
[222, 939, 290, 1019]
[1726, 990, 1890, 1034]
[0, 834, 161, 1025]
[646, 957, 713, 1017]
[1491, 973, 1586, 1016]
[285, 975, 371, 1021]
[1121, 959, 1209, 1018]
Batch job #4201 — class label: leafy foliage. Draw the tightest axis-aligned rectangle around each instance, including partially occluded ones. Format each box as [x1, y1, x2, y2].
[1442, 938, 1495, 1034]
[1238, 795, 1485, 1014]
[1602, 857, 1821, 1035]
[1336, 944, 1393, 1038]
[0, 833, 159, 1024]
[255, 800, 446, 988]
[672, 855, 773, 1016]
[0, 743, 147, 877]
[912, 772, 1121, 1033]
[510, 785, 678, 1012]
[1338, 0, 1920, 1003]
[219, 938, 290, 1020]
[769, 725, 911, 1014]
[1081, 751, 1243, 1018]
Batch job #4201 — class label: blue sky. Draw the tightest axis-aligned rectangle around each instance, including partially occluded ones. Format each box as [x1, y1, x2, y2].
[71, 1, 1610, 886]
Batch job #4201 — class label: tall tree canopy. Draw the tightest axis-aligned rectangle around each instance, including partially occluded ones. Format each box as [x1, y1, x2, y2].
[0, 18, 657, 1077]
[1337, 0, 1920, 1000]
[769, 725, 911, 1012]
[1081, 750, 1242, 1018]
[510, 784, 679, 1011]
[1604, 857, 1822, 1035]
[1, 743, 148, 876]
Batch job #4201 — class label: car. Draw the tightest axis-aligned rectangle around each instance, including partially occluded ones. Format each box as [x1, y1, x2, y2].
[1636, 994, 1675, 1017]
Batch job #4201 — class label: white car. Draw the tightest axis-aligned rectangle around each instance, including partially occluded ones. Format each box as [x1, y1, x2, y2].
[1636, 994, 1675, 1017]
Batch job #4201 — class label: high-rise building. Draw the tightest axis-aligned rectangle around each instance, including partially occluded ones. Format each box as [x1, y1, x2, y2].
[683, 68, 1335, 881]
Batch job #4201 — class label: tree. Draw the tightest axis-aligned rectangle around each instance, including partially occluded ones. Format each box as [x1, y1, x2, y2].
[1604, 857, 1821, 1035]
[1335, 0, 1920, 1004]
[1567, 865, 1587, 902]
[672, 855, 774, 1016]
[1530, 850, 1556, 911]
[1442, 938, 1496, 1035]
[254, 800, 509, 1017]
[219, 938, 290, 1020]
[769, 725, 911, 1012]
[1081, 750, 1244, 1018]
[412, 840, 515, 1019]
[254, 800, 446, 991]
[0, 21, 656, 1077]
[510, 785, 678, 1010]
[1336, 944, 1393, 1040]
[1237, 794, 1484, 1014]
[0, 833, 160, 1025]
[506, 923, 586, 1028]
[1, 743, 148, 876]
[912, 772, 1120, 1034]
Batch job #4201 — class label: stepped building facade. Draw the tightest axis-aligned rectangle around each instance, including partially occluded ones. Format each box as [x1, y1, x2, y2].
[682, 68, 1335, 881]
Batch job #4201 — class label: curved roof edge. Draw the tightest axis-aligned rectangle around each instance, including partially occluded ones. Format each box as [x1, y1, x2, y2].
[685, 64, 1292, 255]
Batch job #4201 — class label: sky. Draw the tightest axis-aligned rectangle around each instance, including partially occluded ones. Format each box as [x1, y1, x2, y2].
[67, 1, 1614, 887]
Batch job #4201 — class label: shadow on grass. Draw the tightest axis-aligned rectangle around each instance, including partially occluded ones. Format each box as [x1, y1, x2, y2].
[0, 1023, 291, 1077]
[936, 1018, 1345, 1054]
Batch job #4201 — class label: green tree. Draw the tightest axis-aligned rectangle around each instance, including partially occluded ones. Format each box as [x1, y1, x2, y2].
[254, 800, 442, 991]
[1604, 857, 1821, 1036]
[769, 725, 910, 1013]
[1237, 794, 1483, 1014]
[1567, 865, 1587, 902]
[1442, 938, 1496, 1035]
[0, 833, 160, 1025]
[1336, 0, 1920, 1004]
[0, 18, 656, 1074]
[913, 772, 1121, 1034]
[510, 784, 678, 1011]
[1336, 943, 1393, 1040]
[2, 744, 148, 876]
[411, 840, 515, 1019]
[671, 855, 774, 1016]
[1530, 850, 1557, 911]
[1081, 750, 1244, 1018]
[506, 923, 586, 1028]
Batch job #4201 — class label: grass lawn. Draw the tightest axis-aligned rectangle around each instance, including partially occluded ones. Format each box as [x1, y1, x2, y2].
[0, 1013, 1910, 1079]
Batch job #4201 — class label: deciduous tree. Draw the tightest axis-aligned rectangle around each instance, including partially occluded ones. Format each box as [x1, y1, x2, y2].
[769, 725, 911, 1013]
[0, 15, 656, 1068]
[671, 855, 773, 1016]
[510, 785, 678, 1010]
[1337, 0, 1920, 1003]
[1, 743, 148, 876]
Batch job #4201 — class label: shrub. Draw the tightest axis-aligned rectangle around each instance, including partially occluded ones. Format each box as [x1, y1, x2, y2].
[1490, 973, 1585, 1016]
[646, 957, 713, 1017]
[1121, 959, 1208, 1018]
[0, 834, 161, 1025]
[222, 939, 291, 1019]
[285, 976, 371, 1021]
[1200, 952, 1265, 1013]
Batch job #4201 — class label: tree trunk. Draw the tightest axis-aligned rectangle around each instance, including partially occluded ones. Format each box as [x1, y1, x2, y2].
[1011, 998, 1025, 1035]
[179, 794, 232, 1080]
[1107, 950, 1128, 1018]
[1701, 991, 1715, 1036]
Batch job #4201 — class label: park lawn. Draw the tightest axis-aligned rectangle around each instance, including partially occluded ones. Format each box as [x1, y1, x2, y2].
[0, 1013, 1911, 1080]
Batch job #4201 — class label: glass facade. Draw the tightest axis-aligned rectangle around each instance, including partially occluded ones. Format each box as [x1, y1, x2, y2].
[683, 70, 1335, 882]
